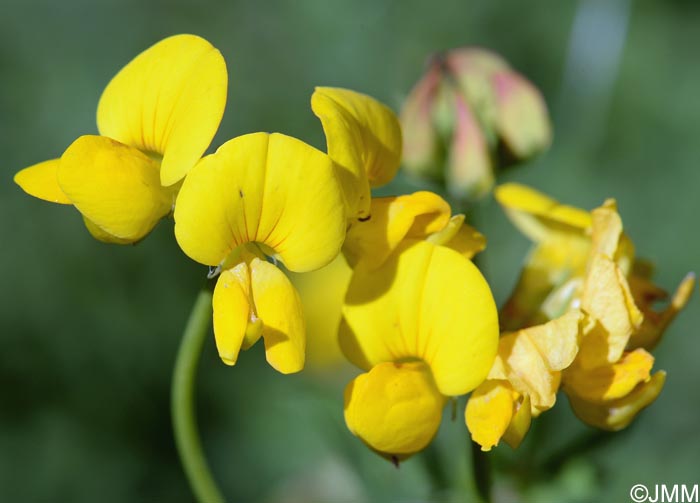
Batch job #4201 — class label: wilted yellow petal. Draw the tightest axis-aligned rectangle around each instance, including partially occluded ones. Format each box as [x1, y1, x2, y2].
[628, 272, 696, 350]
[564, 349, 654, 403]
[97, 34, 227, 186]
[590, 199, 623, 259]
[312, 87, 402, 217]
[497, 330, 559, 411]
[14, 159, 71, 204]
[495, 183, 591, 243]
[524, 310, 583, 371]
[568, 371, 666, 431]
[344, 361, 445, 459]
[343, 192, 450, 270]
[213, 263, 254, 366]
[578, 253, 643, 369]
[250, 258, 305, 374]
[174, 132, 346, 272]
[58, 135, 173, 242]
[341, 240, 499, 396]
[466, 380, 517, 452]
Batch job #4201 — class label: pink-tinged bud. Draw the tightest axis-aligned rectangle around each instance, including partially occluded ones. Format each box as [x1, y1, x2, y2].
[400, 48, 552, 201]
[446, 89, 493, 200]
[493, 71, 552, 160]
[400, 65, 442, 179]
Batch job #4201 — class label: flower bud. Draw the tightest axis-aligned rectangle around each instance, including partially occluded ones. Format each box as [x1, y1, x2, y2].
[401, 48, 552, 201]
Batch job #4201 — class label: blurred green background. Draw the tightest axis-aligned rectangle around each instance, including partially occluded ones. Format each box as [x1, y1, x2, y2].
[2, 0, 699, 501]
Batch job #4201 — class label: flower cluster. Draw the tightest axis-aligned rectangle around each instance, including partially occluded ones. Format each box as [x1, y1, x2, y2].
[467, 184, 695, 451]
[15, 35, 694, 468]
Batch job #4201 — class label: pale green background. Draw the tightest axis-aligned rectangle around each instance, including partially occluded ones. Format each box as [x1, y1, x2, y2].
[1, 1, 698, 501]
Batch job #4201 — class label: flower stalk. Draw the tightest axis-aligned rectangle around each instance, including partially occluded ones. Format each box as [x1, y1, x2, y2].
[171, 289, 225, 503]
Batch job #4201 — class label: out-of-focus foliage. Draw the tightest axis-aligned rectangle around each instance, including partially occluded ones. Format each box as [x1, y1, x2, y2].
[2, 1, 699, 502]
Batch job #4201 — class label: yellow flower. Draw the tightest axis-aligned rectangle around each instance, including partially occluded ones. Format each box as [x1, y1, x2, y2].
[14, 34, 227, 243]
[496, 183, 694, 431]
[294, 191, 486, 371]
[561, 202, 694, 430]
[339, 194, 497, 459]
[174, 132, 346, 373]
[312, 87, 402, 219]
[466, 310, 583, 451]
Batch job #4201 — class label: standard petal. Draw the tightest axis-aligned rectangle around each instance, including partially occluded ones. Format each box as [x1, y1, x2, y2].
[495, 183, 591, 243]
[343, 192, 451, 270]
[58, 135, 173, 241]
[14, 159, 71, 204]
[567, 371, 666, 431]
[344, 361, 444, 459]
[97, 34, 228, 186]
[312, 87, 402, 217]
[213, 263, 254, 366]
[341, 240, 499, 396]
[250, 258, 305, 374]
[174, 132, 346, 271]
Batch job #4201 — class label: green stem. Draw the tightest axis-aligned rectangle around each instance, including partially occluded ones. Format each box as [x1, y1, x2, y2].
[171, 289, 225, 503]
[471, 439, 492, 503]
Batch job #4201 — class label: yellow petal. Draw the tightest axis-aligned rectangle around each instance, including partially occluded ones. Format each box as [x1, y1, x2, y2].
[58, 135, 173, 241]
[500, 238, 589, 330]
[496, 330, 560, 411]
[590, 199, 623, 259]
[312, 87, 402, 217]
[567, 371, 665, 431]
[564, 349, 654, 403]
[292, 254, 353, 370]
[97, 34, 227, 186]
[82, 216, 135, 244]
[343, 191, 451, 270]
[14, 159, 71, 204]
[212, 263, 254, 366]
[495, 183, 591, 243]
[174, 132, 346, 271]
[503, 394, 532, 450]
[466, 380, 517, 452]
[341, 240, 499, 396]
[344, 361, 445, 459]
[428, 215, 487, 259]
[250, 258, 305, 374]
[521, 310, 583, 371]
[578, 253, 643, 369]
